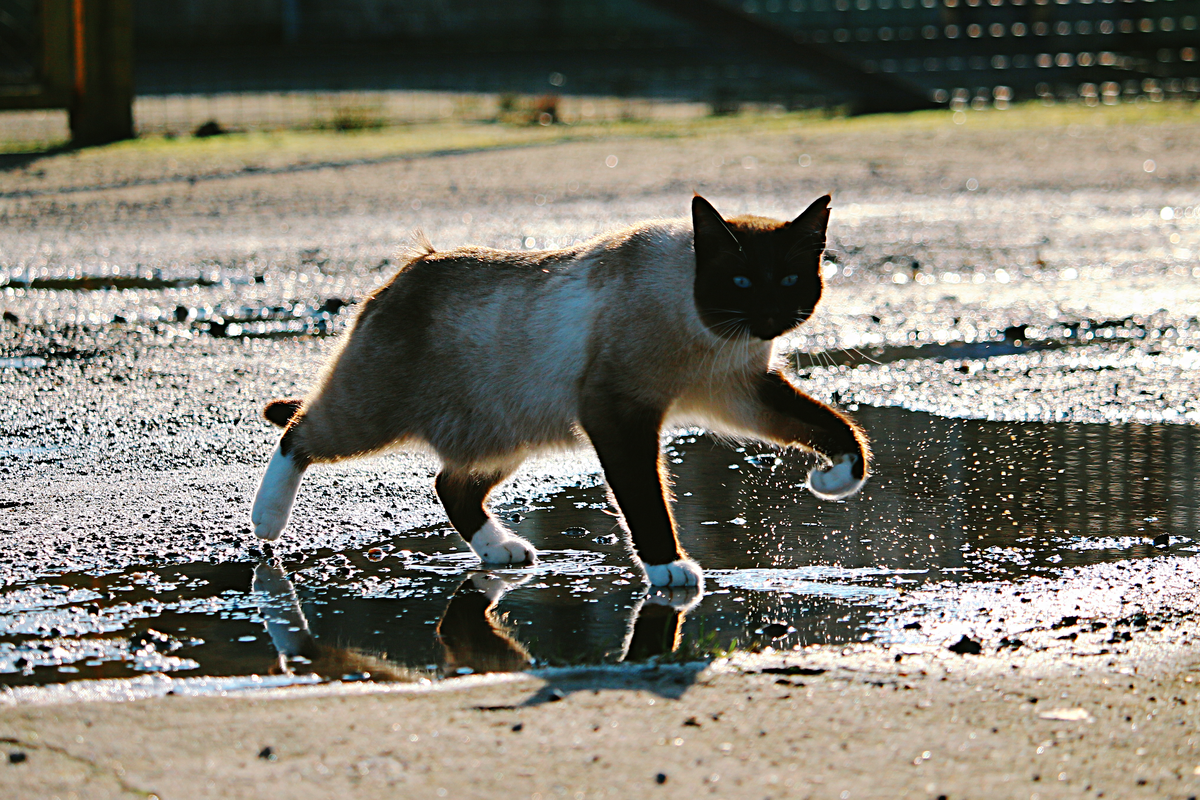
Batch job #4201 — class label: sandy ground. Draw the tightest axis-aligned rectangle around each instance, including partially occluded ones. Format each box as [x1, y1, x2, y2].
[2, 104, 1200, 798]
[3, 638, 1200, 800]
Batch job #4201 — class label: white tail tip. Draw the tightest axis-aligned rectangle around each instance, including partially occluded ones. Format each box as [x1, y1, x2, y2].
[251, 444, 306, 540]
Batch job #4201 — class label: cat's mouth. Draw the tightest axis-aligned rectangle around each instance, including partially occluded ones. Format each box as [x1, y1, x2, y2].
[750, 315, 804, 341]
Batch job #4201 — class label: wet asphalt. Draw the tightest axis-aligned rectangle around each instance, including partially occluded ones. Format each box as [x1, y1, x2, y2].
[1, 107, 1199, 685]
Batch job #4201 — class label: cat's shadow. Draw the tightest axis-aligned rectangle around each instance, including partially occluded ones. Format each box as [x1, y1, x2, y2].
[250, 561, 705, 698]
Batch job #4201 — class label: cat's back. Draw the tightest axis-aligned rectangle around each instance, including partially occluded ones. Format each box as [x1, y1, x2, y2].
[314, 221, 700, 460]
[361, 221, 694, 352]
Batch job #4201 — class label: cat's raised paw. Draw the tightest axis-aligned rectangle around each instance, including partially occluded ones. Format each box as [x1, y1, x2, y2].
[468, 520, 538, 566]
[644, 559, 704, 588]
[807, 453, 867, 500]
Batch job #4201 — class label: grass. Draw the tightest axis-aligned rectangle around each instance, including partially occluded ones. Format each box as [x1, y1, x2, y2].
[3, 97, 1198, 181]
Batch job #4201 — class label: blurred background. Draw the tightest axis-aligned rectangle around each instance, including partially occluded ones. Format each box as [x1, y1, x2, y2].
[0, 0, 1197, 148]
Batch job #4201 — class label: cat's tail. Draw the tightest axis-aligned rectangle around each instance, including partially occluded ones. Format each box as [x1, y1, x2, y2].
[263, 398, 304, 428]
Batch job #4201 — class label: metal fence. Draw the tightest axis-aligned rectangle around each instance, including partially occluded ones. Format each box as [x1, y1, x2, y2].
[0, 0, 1198, 146]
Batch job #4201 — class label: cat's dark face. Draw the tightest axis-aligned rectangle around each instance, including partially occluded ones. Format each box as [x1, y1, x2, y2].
[692, 194, 830, 342]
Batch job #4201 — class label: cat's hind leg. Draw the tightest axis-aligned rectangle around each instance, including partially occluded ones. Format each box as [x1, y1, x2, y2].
[436, 467, 536, 566]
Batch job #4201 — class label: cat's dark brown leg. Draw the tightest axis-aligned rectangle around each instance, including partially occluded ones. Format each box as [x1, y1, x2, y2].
[435, 467, 536, 565]
[755, 371, 870, 464]
[435, 469, 507, 540]
[579, 401, 701, 587]
[753, 371, 871, 498]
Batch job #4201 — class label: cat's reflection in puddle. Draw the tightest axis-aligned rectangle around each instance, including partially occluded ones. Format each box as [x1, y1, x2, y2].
[251, 561, 419, 681]
[250, 562, 701, 679]
[437, 572, 533, 673]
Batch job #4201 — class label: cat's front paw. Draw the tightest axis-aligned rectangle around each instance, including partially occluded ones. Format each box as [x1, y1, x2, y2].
[644, 559, 704, 588]
[807, 452, 867, 500]
[467, 519, 538, 566]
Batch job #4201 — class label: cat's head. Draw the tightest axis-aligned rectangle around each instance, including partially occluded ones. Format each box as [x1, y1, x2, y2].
[691, 194, 831, 341]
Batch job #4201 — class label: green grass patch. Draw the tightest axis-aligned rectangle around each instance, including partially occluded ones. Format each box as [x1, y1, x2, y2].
[4, 97, 1197, 179]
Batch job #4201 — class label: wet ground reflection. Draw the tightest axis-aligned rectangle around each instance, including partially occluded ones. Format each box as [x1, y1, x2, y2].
[2, 406, 1197, 687]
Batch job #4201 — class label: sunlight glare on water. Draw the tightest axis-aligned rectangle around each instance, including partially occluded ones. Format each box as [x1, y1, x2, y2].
[1, 406, 1196, 686]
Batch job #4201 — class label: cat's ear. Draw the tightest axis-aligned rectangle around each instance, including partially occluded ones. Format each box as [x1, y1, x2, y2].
[692, 195, 743, 268]
[791, 194, 831, 233]
[785, 195, 831, 258]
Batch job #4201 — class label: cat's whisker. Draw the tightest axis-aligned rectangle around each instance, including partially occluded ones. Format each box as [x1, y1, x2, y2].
[845, 347, 881, 366]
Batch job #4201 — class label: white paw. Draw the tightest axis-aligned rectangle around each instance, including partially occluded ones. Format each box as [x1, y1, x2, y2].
[807, 453, 866, 501]
[644, 559, 704, 588]
[251, 444, 306, 540]
[467, 519, 538, 566]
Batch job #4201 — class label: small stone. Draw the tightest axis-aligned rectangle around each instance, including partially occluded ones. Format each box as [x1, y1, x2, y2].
[131, 629, 179, 653]
[682, 716, 701, 727]
[511, 723, 524, 732]
[548, 688, 566, 702]
[948, 635, 982, 655]
[1152, 534, 1170, 548]
[8, 751, 27, 764]
[258, 746, 276, 761]
[655, 772, 668, 784]
[366, 547, 386, 561]
[756, 622, 792, 639]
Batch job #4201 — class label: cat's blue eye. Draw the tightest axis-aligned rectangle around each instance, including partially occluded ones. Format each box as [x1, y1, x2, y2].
[780, 274, 799, 287]
[733, 276, 752, 288]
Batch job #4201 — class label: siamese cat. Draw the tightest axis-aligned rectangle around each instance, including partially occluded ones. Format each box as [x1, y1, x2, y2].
[251, 195, 870, 587]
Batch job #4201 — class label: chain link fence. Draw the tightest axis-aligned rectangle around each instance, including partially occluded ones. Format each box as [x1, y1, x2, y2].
[0, 0, 1197, 147]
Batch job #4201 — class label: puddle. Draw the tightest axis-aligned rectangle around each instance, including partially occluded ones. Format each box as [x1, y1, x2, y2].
[177, 298, 351, 339]
[2, 406, 1197, 689]
[801, 315, 1154, 369]
[1, 271, 247, 292]
[0, 356, 47, 369]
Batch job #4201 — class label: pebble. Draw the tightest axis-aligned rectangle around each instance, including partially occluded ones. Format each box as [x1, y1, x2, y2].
[948, 635, 983, 655]
[8, 751, 27, 764]
[756, 622, 793, 639]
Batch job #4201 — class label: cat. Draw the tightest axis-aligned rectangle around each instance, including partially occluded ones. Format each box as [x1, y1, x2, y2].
[251, 194, 870, 587]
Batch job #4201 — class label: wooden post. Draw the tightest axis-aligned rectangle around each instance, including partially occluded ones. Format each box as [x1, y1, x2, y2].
[69, 0, 134, 146]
